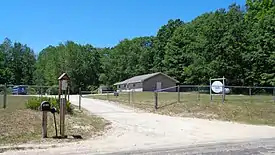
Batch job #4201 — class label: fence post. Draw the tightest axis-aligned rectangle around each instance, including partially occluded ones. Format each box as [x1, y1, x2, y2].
[210, 79, 212, 101]
[197, 86, 200, 101]
[3, 83, 7, 109]
[222, 77, 225, 104]
[79, 87, 81, 110]
[177, 85, 180, 103]
[132, 89, 135, 105]
[154, 91, 158, 110]
[222, 85, 225, 104]
[249, 87, 252, 103]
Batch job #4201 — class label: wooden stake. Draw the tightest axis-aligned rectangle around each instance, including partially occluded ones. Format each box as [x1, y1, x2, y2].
[42, 111, 47, 138]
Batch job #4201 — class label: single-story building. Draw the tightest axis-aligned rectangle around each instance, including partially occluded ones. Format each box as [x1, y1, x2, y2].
[114, 72, 179, 92]
[98, 85, 113, 94]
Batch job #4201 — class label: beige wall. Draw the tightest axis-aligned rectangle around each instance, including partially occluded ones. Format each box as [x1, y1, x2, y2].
[116, 74, 177, 92]
[143, 74, 177, 92]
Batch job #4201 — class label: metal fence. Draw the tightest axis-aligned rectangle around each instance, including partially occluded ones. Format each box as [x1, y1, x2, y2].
[0, 84, 59, 108]
[84, 85, 275, 111]
[156, 85, 275, 109]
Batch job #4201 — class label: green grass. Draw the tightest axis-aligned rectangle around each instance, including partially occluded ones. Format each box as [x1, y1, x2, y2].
[88, 92, 275, 126]
[0, 95, 109, 145]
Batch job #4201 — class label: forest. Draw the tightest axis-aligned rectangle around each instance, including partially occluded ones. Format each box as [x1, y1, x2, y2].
[0, 0, 274, 93]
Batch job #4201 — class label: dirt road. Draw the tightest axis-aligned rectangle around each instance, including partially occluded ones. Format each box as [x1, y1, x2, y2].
[3, 95, 275, 154]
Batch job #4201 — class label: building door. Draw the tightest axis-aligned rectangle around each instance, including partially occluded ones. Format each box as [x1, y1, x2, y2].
[156, 82, 162, 90]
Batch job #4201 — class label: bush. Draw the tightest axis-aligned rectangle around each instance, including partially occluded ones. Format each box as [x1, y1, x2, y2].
[25, 97, 73, 114]
[25, 97, 41, 110]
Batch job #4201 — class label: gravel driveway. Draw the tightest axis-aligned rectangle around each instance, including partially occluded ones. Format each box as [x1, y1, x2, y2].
[3, 95, 275, 155]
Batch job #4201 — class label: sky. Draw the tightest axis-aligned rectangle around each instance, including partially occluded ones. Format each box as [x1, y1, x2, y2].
[0, 0, 245, 53]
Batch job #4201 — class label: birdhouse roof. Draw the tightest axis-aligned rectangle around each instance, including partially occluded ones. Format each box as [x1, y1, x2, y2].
[58, 73, 70, 80]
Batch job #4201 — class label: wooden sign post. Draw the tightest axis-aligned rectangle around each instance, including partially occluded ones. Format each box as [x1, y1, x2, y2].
[42, 111, 47, 138]
[58, 73, 70, 138]
[40, 101, 51, 138]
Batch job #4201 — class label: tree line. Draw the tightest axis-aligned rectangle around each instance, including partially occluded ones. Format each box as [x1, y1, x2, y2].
[0, 0, 274, 93]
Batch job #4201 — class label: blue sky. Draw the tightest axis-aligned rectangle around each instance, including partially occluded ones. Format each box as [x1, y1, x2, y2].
[0, 0, 245, 53]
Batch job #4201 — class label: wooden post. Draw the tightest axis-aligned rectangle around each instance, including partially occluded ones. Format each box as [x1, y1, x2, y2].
[177, 85, 180, 103]
[58, 73, 70, 138]
[79, 87, 81, 110]
[60, 98, 65, 138]
[67, 86, 70, 102]
[58, 80, 61, 103]
[3, 83, 7, 109]
[154, 91, 158, 110]
[197, 86, 200, 101]
[210, 79, 212, 101]
[42, 111, 47, 138]
[222, 76, 225, 104]
[249, 87, 252, 103]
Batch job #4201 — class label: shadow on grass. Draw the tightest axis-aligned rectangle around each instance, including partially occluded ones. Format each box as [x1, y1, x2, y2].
[51, 135, 83, 139]
[157, 101, 178, 110]
[146, 101, 179, 113]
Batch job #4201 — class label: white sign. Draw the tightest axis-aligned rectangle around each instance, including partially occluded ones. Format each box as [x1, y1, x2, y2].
[61, 80, 68, 90]
[211, 81, 223, 94]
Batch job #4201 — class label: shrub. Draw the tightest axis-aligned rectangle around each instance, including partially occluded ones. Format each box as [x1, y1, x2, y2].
[25, 97, 73, 114]
[25, 97, 41, 110]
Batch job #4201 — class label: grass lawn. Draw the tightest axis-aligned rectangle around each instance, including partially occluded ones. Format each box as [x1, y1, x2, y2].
[88, 92, 275, 126]
[0, 95, 109, 145]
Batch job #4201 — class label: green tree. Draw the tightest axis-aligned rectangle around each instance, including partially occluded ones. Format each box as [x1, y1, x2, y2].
[152, 19, 184, 72]
[35, 41, 102, 93]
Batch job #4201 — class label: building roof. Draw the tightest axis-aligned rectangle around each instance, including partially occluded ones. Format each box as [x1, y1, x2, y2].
[114, 72, 179, 85]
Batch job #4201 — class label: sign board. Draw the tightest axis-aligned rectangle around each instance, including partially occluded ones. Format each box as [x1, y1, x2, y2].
[211, 81, 223, 94]
[61, 80, 68, 90]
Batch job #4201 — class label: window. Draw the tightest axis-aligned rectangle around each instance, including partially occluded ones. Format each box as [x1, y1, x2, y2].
[118, 85, 120, 88]
[133, 83, 135, 87]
